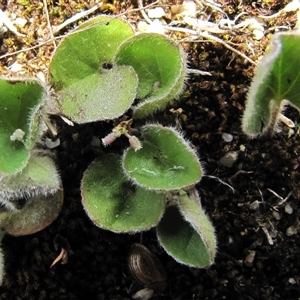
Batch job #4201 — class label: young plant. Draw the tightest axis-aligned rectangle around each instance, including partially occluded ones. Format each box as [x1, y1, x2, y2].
[0, 77, 63, 284]
[242, 31, 300, 137]
[47, 15, 216, 268]
[81, 124, 216, 267]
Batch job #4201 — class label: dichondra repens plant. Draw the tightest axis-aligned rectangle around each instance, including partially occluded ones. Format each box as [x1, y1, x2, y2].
[0, 15, 217, 285]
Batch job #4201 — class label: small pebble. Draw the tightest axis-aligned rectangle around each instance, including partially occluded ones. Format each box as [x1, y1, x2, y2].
[8, 62, 23, 72]
[132, 288, 154, 300]
[181, 0, 197, 17]
[272, 210, 281, 220]
[14, 17, 27, 28]
[249, 200, 260, 210]
[147, 7, 165, 19]
[45, 137, 60, 149]
[284, 203, 293, 214]
[286, 225, 298, 236]
[239, 144, 246, 152]
[244, 250, 256, 267]
[220, 151, 238, 168]
[288, 278, 296, 284]
[222, 132, 233, 142]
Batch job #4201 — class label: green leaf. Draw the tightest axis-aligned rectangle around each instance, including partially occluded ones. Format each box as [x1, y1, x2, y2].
[114, 33, 187, 118]
[49, 16, 138, 123]
[56, 66, 138, 123]
[242, 31, 300, 136]
[81, 154, 165, 233]
[156, 194, 216, 268]
[49, 16, 134, 89]
[0, 78, 45, 174]
[0, 189, 63, 236]
[123, 125, 202, 190]
[0, 154, 61, 201]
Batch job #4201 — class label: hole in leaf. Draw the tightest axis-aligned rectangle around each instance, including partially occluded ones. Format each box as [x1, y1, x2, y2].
[102, 62, 113, 70]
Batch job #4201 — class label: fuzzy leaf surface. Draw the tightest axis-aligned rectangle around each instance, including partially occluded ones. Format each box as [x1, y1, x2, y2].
[0, 79, 45, 174]
[242, 31, 300, 136]
[0, 155, 61, 201]
[156, 200, 216, 268]
[81, 154, 165, 233]
[49, 16, 134, 89]
[123, 125, 202, 190]
[56, 66, 138, 123]
[0, 190, 63, 236]
[49, 16, 137, 123]
[115, 33, 186, 118]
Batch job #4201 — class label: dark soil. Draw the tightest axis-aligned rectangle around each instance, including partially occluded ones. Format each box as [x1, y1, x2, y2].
[1, 0, 300, 299]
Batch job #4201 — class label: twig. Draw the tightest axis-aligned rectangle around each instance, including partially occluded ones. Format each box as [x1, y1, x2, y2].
[52, 2, 103, 35]
[169, 28, 257, 65]
[137, 0, 153, 24]
[42, 0, 56, 48]
[261, 226, 274, 245]
[0, 9, 25, 37]
[204, 175, 235, 193]
[267, 188, 294, 208]
[50, 248, 68, 268]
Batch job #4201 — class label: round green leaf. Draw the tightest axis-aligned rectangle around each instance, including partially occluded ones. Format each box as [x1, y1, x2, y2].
[123, 125, 202, 190]
[49, 16, 137, 123]
[0, 78, 45, 174]
[156, 202, 215, 268]
[114, 33, 187, 118]
[49, 16, 134, 89]
[81, 154, 165, 233]
[1, 189, 63, 236]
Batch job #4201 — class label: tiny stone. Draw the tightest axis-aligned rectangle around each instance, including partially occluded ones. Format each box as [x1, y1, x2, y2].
[284, 203, 293, 214]
[132, 288, 154, 300]
[239, 144, 246, 152]
[45, 137, 60, 149]
[244, 250, 256, 267]
[14, 17, 27, 28]
[147, 19, 165, 34]
[137, 21, 148, 32]
[222, 132, 233, 142]
[147, 7, 165, 19]
[288, 278, 296, 284]
[182, 0, 197, 17]
[8, 62, 23, 72]
[249, 200, 260, 210]
[252, 28, 264, 40]
[220, 151, 238, 168]
[272, 210, 281, 220]
[286, 225, 297, 236]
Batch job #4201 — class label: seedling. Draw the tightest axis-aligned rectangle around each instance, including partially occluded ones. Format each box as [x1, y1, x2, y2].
[0, 14, 217, 283]
[48, 15, 216, 267]
[242, 31, 300, 137]
[0, 77, 63, 283]
[81, 124, 216, 267]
